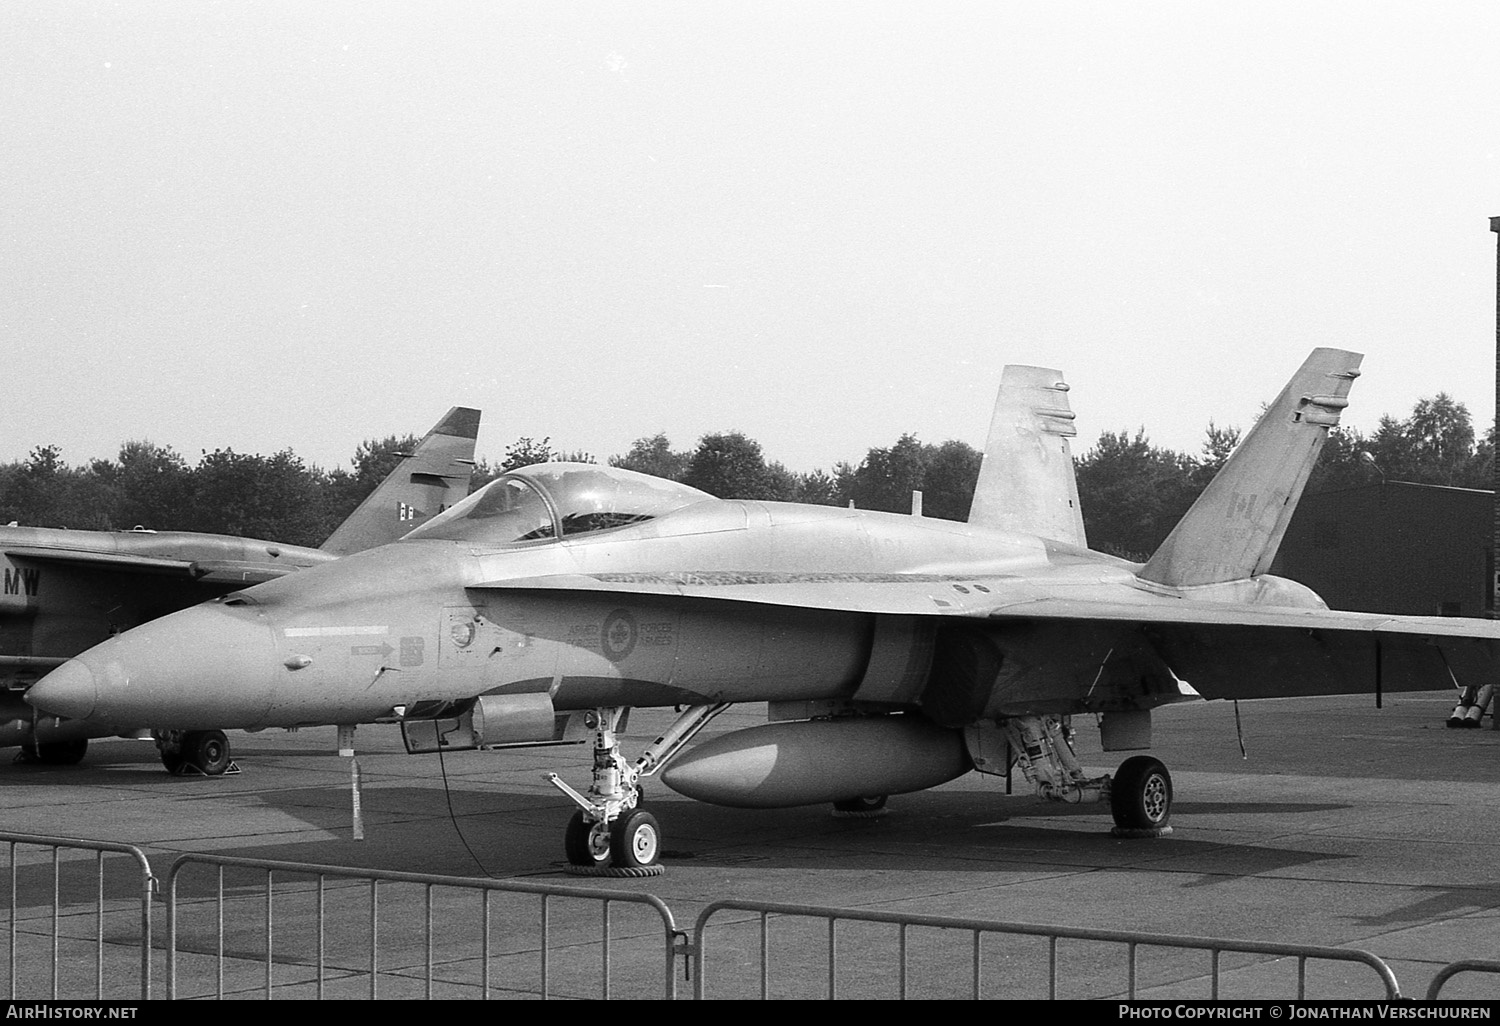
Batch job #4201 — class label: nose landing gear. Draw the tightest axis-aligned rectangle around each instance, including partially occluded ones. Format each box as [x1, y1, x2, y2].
[547, 703, 728, 876]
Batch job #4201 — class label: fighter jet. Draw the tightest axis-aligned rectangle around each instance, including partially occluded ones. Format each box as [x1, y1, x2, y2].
[26, 351, 1500, 874]
[4, 407, 479, 771]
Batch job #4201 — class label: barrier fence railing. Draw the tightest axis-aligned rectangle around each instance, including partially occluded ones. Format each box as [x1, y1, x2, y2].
[0, 831, 1452, 1001]
[690, 899, 1403, 1000]
[1425, 960, 1500, 1000]
[163, 853, 684, 1000]
[0, 831, 156, 1001]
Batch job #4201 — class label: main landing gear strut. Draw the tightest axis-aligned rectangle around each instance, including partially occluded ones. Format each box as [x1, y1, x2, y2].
[546, 703, 729, 877]
[1005, 715, 1173, 837]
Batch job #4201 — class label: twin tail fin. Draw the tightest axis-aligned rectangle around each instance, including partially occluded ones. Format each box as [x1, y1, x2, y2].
[1138, 348, 1362, 588]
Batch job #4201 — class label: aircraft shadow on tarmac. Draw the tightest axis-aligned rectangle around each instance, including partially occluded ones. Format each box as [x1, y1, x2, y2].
[167, 783, 1353, 880]
[1347, 884, 1500, 928]
[3, 745, 162, 773]
[0, 857, 153, 912]
[0, 735, 1364, 901]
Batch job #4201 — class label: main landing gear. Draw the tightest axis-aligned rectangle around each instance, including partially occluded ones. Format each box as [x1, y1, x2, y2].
[1109, 755, 1172, 835]
[1005, 716, 1173, 837]
[547, 704, 729, 877]
[154, 729, 236, 776]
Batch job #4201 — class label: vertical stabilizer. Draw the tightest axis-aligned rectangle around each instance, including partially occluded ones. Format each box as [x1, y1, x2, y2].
[968, 366, 1087, 546]
[1138, 349, 1362, 588]
[320, 407, 480, 556]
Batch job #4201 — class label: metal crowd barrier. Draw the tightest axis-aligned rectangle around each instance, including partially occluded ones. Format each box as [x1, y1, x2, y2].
[0, 831, 1430, 1001]
[163, 854, 684, 999]
[0, 831, 157, 1001]
[1426, 960, 1500, 999]
[691, 899, 1402, 1000]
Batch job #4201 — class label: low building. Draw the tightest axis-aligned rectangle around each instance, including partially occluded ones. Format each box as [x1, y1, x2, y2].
[1272, 481, 1492, 616]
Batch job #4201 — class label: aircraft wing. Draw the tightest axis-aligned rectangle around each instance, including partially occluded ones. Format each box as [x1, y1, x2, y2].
[476, 571, 1500, 699]
[2, 546, 303, 585]
[477, 571, 1011, 614]
[975, 596, 1497, 700]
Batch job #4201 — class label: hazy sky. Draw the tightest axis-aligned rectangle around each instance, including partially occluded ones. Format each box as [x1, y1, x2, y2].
[5, 2, 1498, 475]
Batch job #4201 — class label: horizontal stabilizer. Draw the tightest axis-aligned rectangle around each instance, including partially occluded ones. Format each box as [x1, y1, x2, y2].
[968, 366, 1086, 545]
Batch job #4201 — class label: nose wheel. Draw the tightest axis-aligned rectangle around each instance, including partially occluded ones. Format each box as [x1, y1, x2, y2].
[564, 810, 615, 868]
[610, 808, 661, 869]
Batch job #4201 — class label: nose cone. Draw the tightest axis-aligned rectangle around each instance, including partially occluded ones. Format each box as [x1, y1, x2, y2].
[28, 604, 280, 730]
[26, 658, 96, 720]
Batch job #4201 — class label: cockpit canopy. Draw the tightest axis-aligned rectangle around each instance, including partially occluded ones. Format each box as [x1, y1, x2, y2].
[403, 463, 713, 546]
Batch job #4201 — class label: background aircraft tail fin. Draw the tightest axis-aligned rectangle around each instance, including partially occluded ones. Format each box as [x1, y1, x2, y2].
[1138, 349, 1362, 588]
[320, 407, 480, 555]
[967, 366, 1087, 546]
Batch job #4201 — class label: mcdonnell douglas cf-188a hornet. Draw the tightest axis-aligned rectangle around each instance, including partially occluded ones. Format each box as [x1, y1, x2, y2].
[5, 407, 478, 771]
[28, 350, 1500, 874]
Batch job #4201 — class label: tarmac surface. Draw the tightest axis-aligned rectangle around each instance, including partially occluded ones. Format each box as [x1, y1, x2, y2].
[2, 690, 1498, 1000]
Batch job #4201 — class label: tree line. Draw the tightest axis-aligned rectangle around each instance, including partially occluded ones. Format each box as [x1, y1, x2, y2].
[1076, 393, 1493, 559]
[0, 393, 1489, 558]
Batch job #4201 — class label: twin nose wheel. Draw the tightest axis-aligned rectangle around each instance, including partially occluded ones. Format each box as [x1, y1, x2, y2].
[565, 807, 663, 876]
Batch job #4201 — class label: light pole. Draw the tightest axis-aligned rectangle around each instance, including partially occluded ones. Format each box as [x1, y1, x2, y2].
[1492, 217, 1500, 616]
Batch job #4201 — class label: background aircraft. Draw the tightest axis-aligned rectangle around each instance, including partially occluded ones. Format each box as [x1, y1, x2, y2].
[6, 407, 478, 771]
[28, 351, 1500, 875]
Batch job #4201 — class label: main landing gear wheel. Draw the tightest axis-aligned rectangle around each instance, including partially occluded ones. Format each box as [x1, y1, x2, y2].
[186, 730, 231, 775]
[17, 739, 89, 766]
[831, 795, 888, 818]
[157, 729, 237, 777]
[1110, 756, 1173, 838]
